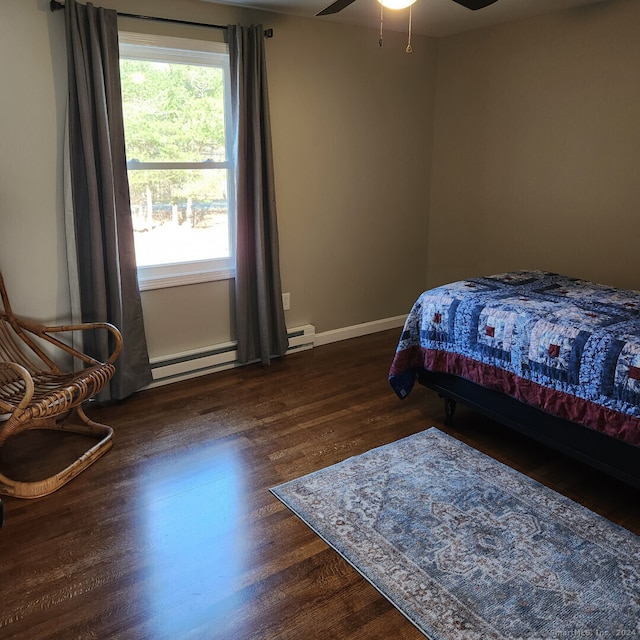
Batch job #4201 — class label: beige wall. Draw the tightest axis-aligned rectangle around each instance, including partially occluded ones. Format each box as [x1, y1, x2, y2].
[0, 0, 69, 322]
[0, 0, 434, 362]
[428, 0, 640, 290]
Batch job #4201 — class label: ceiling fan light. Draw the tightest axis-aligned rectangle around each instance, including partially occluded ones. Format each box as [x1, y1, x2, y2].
[378, 0, 417, 9]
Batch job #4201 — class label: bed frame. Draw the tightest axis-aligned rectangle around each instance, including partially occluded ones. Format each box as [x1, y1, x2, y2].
[417, 370, 640, 490]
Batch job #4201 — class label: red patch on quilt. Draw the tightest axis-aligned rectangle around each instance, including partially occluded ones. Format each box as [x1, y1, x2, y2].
[548, 344, 560, 358]
[432, 313, 442, 324]
[629, 365, 640, 380]
[485, 326, 495, 337]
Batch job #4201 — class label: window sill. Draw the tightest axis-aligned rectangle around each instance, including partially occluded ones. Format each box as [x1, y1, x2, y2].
[138, 268, 235, 291]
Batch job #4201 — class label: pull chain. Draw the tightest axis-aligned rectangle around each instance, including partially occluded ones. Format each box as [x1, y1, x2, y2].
[379, 3, 384, 47]
[406, 3, 413, 54]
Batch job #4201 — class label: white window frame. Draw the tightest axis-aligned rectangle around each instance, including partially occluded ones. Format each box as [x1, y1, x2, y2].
[119, 32, 236, 291]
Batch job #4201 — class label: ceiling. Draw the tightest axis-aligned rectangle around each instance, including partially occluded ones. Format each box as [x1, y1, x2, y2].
[200, 0, 609, 37]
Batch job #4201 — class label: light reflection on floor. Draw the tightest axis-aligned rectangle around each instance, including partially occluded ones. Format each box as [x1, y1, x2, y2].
[139, 443, 247, 637]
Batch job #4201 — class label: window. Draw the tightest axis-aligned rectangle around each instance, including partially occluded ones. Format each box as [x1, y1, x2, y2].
[119, 32, 235, 290]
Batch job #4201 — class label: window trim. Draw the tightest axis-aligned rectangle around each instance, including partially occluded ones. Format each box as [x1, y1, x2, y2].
[137, 260, 235, 291]
[119, 31, 236, 291]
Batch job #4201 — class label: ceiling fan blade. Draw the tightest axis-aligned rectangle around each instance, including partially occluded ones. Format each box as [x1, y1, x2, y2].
[316, 0, 358, 16]
[452, 0, 499, 9]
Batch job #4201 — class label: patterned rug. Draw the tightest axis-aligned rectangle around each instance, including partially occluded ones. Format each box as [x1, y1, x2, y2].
[271, 428, 640, 639]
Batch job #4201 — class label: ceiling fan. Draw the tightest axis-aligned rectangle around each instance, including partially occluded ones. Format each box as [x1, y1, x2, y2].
[317, 0, 498, 17]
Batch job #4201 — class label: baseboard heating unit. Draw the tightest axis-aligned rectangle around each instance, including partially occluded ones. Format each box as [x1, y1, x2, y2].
[148, 324, 315, 387]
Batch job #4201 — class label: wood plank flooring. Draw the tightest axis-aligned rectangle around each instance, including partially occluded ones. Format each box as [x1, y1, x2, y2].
[0, 329, 638, 639]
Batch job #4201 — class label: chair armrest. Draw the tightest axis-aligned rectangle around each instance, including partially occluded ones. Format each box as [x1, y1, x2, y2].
[10, 317, 124, 368]
[38, 322, 123, 366]
[0, 362, 35, 411]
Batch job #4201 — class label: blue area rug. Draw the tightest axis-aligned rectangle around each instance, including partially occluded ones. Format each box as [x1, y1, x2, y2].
[271, 428, 640, 639]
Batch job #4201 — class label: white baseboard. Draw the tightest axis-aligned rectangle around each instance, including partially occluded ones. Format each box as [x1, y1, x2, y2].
[314, 314, 407, 347]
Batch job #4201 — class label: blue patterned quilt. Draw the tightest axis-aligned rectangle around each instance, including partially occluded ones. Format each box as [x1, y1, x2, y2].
[389, 271, 640, 447]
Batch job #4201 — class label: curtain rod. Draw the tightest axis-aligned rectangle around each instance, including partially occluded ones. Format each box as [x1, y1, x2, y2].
[49, 1, 274, 38]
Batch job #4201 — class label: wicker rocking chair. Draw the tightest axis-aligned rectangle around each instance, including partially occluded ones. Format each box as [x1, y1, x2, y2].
[0, 272, 123, 499]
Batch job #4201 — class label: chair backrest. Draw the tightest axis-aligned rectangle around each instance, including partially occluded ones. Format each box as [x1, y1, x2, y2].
[0, 271, 14, 321]
[0, 272, 55, 374]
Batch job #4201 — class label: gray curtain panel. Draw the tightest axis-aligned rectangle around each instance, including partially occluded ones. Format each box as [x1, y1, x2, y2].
[64, 0, 152, 400]
[228, 25, 289, 365]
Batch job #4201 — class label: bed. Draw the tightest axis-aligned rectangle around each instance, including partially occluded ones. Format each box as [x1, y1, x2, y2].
[389, 270, 640, 489]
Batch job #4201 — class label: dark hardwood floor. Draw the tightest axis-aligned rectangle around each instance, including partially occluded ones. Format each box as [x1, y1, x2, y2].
[1, 329, 638, 639]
